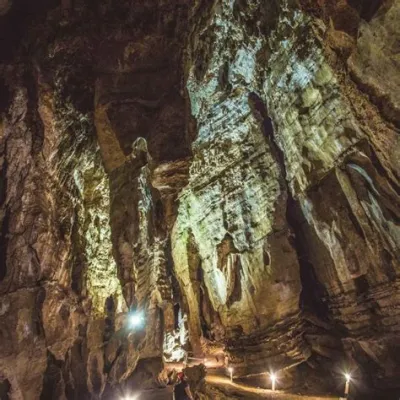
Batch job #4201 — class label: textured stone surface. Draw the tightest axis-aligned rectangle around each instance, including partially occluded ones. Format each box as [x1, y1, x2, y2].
[0, 23, 124, 398]
[0, 0, 399, 399]
[173, 0, 307, 375]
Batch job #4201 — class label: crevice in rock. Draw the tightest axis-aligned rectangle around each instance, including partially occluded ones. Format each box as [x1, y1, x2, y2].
[64, 338, 89, 399]
[216, 234, 242, 307]
[287, 197, 331, 320]
[0, 210, 9, 282]
[173, 302, 181, 331]
[40, 351, 65, 400]
[226, 256, 242, 308]
[34, 286, 46, 337]
[88, 356, 102, 395]
[381, 249, 396, 282]
[199, 271, 223, 342]
[249, 91, 330, 321]
[103, 296, 115, 343]
[166, 237, 181, 309]
[369, 145, 400, 196]
[354, 274, 370, 296]
[104, 344, 122, 375]
[0, 157, 6, 207]
[349, 71, 400, 129]
[0, 134, 8, 282]
[0, 77, 10, 113]
[0, 379, 10, 400]
[24, 69, 44, 153]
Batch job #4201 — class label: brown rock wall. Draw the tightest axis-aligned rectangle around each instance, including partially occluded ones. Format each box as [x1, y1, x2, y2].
[0, 0, 399, 398]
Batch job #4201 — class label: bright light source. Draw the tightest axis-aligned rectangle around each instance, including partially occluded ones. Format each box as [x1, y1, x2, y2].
[270, 372, 277, 391]
[121, 395, 139, 400]
[129, 311, 144, 328]
[344, 373, 352, 396]
[228, 367, 233, 382]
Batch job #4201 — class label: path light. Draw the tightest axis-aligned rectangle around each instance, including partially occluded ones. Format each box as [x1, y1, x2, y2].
[228, 367, 233, 382]
[128, 310, 144, 329]
[344, 373, 351, 396]
[270, 372, 277, 391]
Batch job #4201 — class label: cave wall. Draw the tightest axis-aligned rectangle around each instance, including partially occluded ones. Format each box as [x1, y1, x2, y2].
[172, 0, 400, 387]
[173, 0, 307, 374]
[0, 10, 124, 398]
[0, 0, 399, 398]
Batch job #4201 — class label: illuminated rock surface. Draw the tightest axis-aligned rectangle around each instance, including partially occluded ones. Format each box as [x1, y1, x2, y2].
[0, 0, 399, 399]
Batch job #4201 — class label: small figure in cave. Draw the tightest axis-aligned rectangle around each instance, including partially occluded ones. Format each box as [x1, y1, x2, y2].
[173, 372, 194, 400]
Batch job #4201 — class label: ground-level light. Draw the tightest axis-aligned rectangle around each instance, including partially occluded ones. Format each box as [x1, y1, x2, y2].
[270, 372, 277, 391]
[228, 367, 233, 382]
[344, 373, 351, 396]
[121, 395, 139, 400]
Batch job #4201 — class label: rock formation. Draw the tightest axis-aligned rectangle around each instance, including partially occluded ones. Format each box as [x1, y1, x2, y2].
[0, 0, 399, 399]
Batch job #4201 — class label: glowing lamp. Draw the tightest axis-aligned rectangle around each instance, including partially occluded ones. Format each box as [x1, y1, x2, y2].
[128, 311, 144, 329]
[121, 395, 139, 400]
[270, 372, 277, 391]
[228, 367, 233, 382]
[344, 373, 351, 396]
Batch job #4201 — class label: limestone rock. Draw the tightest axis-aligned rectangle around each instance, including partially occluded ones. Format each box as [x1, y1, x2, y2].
[0, 0, 399, 399]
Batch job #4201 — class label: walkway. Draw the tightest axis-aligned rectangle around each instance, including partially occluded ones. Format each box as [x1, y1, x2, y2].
[206, 375, 340, 399]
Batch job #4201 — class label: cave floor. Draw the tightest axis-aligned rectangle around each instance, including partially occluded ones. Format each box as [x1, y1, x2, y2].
[206, 375, 340, 399]
[135, 382, 340, 400]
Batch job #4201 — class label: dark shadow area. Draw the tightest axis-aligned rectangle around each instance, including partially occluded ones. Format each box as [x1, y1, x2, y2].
[382, 249, 397, 282]
[173, 302, 180, 331]
[40, 351, 65, 400]
[24, 70, 45, 153]
[0, 142, 8, 282]
[354, 274, 369, 296]
[64, 338, 89, 400]
[248, 91, 330, 320]
[287, 197, 330, 320]
[0, 0, 59, 63]
[348, 0, 386, 22]
[103, 296, 115, 343]
[0, 210, 9, 282]
[0, 379, 10, 400]
[0, 78, 10, 113]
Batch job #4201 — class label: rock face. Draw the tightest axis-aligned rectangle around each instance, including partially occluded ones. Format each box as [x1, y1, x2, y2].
[0, 0, 399, 399]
